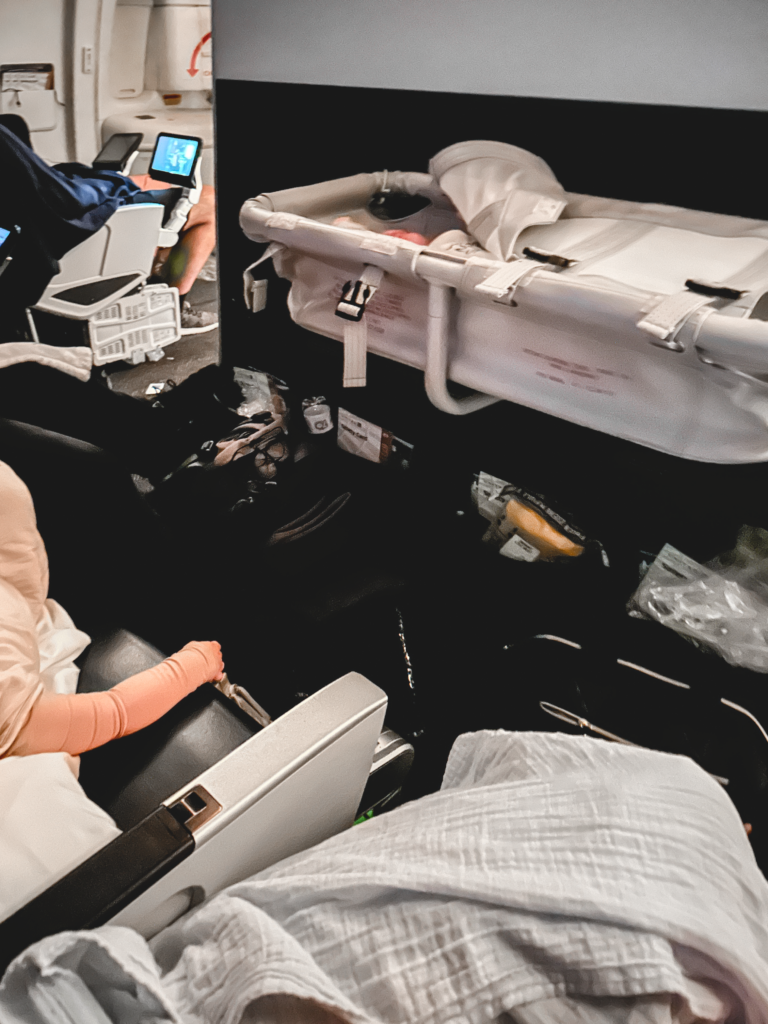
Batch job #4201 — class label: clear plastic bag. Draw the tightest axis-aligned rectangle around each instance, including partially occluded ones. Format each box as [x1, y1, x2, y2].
[629, 527, 768, 672]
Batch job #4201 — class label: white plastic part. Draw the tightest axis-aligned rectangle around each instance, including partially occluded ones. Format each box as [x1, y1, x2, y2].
[157, 163, 203, 248]
[35, 204, 164, 319]
[109, 672, 387, 938]
[32, 179, 198, 367]
[89, 284, 181, 365]
[424, 281, 500, 415]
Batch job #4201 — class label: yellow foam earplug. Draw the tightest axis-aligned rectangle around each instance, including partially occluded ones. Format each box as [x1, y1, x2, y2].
[505, 498, 584, 559]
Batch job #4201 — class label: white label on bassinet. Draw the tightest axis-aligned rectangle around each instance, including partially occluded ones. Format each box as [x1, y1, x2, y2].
[359, 236, 399, 256]
[266, 212, 300, 230]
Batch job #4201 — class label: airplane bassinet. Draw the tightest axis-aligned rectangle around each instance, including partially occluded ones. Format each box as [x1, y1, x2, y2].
[240, 141, 768, 464]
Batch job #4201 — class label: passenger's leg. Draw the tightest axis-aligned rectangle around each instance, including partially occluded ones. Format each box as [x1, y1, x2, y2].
[162, 184, 217, 296]
[130, 176, 217, 296]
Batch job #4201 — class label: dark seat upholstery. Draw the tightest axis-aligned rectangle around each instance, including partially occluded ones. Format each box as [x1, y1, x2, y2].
[0, 419, 260, 830]
[77, 628, 259, 831]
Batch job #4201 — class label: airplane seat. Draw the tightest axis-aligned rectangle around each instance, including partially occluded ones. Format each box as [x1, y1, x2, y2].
[0, 667, 393, 973]
[32, 202, 181, 366]
[0, 417, 412, 972]
[28, 128, 206, 366]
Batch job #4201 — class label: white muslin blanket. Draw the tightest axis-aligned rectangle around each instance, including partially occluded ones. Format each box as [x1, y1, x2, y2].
[2, 731, 767, 1024]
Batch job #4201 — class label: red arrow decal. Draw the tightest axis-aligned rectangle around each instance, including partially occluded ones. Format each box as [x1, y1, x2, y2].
[187, 31, 212, 77]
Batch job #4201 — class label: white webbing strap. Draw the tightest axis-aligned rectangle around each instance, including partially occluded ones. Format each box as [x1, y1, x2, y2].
[342, 265, 384, 387]
[637, 247, 768, 343]
[243, 243, 284, 311]
[637, 291, 714, 342]
[474, 259, 543, 303]
[475, 223, 653, 305]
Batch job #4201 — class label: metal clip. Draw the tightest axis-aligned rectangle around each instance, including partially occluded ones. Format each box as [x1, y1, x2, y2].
[215, 673, 272, 728]
[522, 246, 576, 268]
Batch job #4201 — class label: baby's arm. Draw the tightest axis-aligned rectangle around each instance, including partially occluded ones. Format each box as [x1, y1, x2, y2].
[7, 641, 224, 757]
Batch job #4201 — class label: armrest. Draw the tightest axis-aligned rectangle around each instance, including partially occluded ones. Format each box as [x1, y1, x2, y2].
[0, 807, 193, 974]
[157, 164, 203, 248]
[111, 671, 387, 937]
[92, 133, 143, 174]
[0, 673, 387, 966]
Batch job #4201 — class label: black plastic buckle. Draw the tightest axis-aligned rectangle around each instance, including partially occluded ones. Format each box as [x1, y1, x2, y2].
[522, 246, 575, 269]
[336, 279, 378, 322]
[685, 279, 744, 301]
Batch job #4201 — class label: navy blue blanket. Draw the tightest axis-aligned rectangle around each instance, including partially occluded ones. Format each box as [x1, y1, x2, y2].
[0, 124, 164, 312]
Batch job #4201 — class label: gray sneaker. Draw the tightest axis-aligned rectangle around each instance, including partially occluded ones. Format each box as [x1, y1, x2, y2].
[180, 300, 219, 335]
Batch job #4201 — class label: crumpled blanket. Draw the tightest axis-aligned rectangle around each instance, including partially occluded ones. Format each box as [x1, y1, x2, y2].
[2, 731, 767, 1024]
[429, 141, 567, 261]
[0, 342, 92, 382]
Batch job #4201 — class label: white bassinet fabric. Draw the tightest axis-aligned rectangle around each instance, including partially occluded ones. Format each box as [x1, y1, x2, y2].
[429, 141, 567, 260]
[3, 732, 767, 1024]
[239, 142, 768, 462]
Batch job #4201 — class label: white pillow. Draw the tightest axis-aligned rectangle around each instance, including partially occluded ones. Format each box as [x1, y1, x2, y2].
[0, 752, 121, 923]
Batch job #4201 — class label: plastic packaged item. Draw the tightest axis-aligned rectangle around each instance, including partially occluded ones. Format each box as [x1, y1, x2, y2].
[503, 497, 584, 560]
[472, 471, 586, 562]
[628, 528, 768, 672]
[233, 367, 274, 418]
[302, 396, 334, 435]
[337, 408, 394, 463]
[336, 408, 414, 468]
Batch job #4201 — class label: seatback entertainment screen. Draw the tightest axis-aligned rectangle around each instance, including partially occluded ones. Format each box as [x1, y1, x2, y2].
[149, 133, 203, 188]
[0, 224, 19, 277]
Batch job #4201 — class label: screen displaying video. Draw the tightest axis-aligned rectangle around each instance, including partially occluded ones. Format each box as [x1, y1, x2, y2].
[151, 136, 200, 179]
[0, 228, 10, 248]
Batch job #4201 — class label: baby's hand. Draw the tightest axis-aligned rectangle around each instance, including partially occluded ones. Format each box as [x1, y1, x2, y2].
[178, 640, 225, 683]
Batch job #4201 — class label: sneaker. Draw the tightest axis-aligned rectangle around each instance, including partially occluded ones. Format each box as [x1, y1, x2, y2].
[180, 300, 219, 335]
